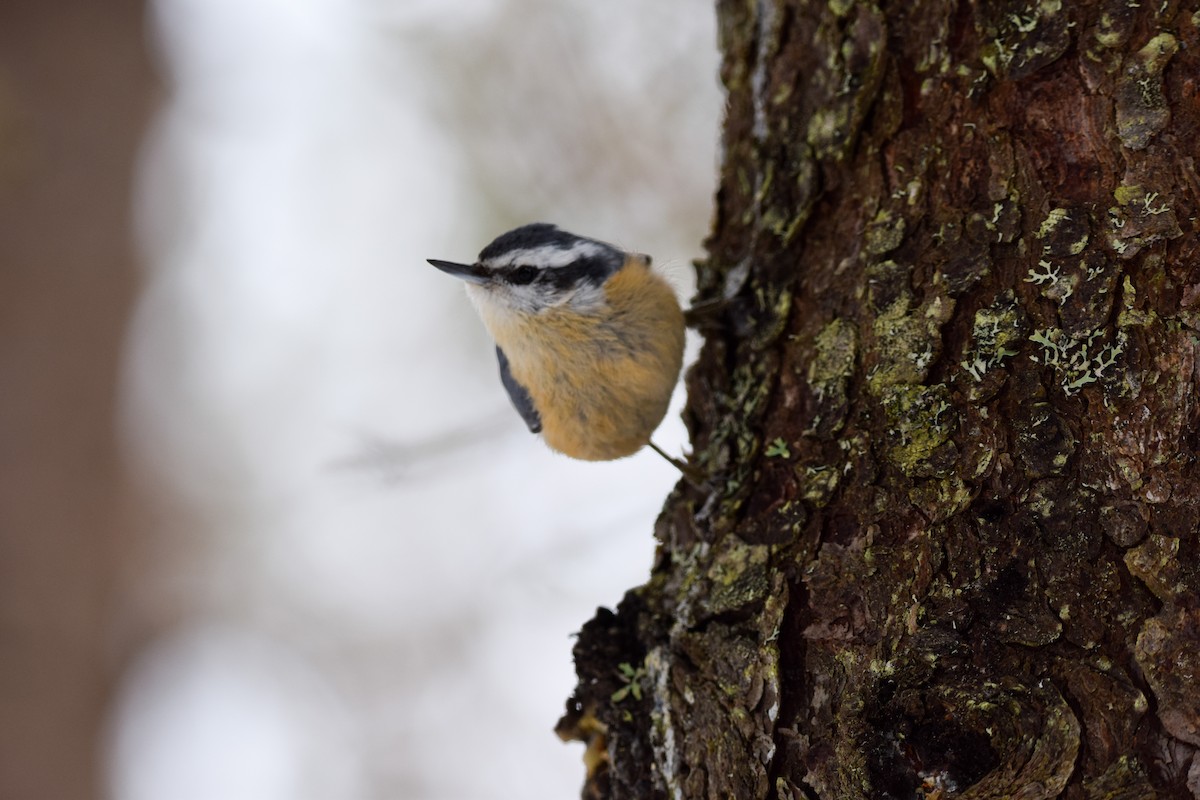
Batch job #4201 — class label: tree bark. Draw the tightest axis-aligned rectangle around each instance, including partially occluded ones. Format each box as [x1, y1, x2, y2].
[558, 2, 1200, 798]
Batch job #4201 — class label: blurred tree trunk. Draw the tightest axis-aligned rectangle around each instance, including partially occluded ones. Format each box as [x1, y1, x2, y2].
[559, 3, 1200, 798]
[0, 1, 153, 798]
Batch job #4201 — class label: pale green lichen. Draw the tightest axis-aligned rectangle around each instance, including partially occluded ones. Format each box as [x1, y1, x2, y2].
[1116, 275, 1155, 328]
[806, 108, 845, 158]
[864, 208, 907, 255]
[1113, 184, 1144, 206]
[1025, 259, 1078, 306]
[810, 318, 858, 389]
[968, 197, 1020, 245]
[1034, 207, 1089, 265]
[1081, 756, 1157, 797]
[807, 318, 858, 437]
[1139, 191, 1171, 216]
[881, 383, 954, 476]
[702, 353, 780, 515]
[1036, 207, 1071, 240]
[1107, 184, 1182, 254]
[765, 438, 791, 458]
[915, 36, 951, 75]
[868, 659, 897, 677]
[979, 0, 1070, 79]
[805, 8, 886, 162]
[703, 544, 772, 616]
[801, 465, 840, 507]
[1093, 10, 1132, 52]
[909, 475, 973, 522]
[1029, 327, 1126, 396]
[1115, 33, 1178, 150]
[961, 296, 1023, 381]
[782, 153, 819, 244]
[752, 161, 776, 208]
[1025, 260, 1061, 286]
[751, 285, 793, 349]
[869, 294, 952, 394]
[828, 0, 855, 17]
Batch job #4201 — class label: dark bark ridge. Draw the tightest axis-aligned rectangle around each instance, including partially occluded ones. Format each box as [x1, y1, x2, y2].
[560, 3, 1200, 799]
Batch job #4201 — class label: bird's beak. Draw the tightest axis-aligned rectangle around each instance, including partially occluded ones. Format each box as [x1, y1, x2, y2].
[427, 259, 489, 285]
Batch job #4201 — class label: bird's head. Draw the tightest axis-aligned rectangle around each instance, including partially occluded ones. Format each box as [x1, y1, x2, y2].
[428, 223, 645, 316]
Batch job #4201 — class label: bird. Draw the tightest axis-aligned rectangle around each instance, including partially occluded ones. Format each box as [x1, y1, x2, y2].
[428, 223, 688, 467]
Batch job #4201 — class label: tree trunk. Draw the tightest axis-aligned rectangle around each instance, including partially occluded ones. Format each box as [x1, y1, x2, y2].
[558, 3, 1200, 798]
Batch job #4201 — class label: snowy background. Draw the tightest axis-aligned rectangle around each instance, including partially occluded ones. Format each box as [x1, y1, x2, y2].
[109, 2, 721, 798]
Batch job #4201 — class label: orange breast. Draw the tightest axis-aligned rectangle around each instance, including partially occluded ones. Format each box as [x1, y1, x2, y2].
[497, 261, 685, 461]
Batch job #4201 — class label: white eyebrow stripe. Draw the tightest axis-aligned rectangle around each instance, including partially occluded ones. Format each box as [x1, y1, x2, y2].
[490, 241, 609, 269]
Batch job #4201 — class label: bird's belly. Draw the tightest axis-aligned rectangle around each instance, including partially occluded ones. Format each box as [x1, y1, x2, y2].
[539, 372, 676, 460]
[492, 268, 686, 461]
[527, 342, 681, 461]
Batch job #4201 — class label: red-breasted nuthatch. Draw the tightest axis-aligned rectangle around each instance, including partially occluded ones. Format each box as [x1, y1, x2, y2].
[429, 223, 686, 463]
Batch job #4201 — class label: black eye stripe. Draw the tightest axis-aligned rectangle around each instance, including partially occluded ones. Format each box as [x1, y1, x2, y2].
[502, 255, 621, 290]
[508, 265, 538, 285]
[479, 224, 626, 286]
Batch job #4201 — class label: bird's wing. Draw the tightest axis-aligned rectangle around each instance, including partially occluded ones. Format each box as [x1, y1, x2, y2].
[496, 346, 542, 433]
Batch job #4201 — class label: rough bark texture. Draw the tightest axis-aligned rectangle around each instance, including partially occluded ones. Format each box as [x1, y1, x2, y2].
[559, 3, 1200, 799]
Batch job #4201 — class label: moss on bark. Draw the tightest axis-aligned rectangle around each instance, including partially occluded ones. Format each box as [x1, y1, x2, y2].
[559, 3, 1200, 798]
